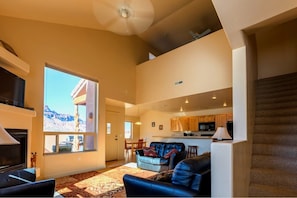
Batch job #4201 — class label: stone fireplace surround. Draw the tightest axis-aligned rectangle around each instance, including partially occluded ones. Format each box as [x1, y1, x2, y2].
[0, 103, 36, 170]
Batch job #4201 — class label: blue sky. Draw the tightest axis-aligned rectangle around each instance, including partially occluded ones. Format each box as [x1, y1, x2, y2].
[44, 67, 84, 118]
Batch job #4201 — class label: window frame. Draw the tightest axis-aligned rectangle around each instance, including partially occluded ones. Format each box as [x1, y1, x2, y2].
[43, 65, 98, 154]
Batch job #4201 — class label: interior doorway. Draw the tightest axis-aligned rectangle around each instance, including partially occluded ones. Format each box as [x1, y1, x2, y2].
[105, 111, 121, 161]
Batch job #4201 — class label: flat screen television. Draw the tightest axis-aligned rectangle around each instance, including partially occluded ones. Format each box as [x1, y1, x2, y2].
[0, 66, 25, 107]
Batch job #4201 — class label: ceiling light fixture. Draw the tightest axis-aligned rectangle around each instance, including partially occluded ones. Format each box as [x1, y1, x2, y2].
[180, 106, 183, 112]
[212, 96, 216, 100]
[119, 7, 130, 18]
[185, 98, 189, 104]
[93, 0, 155, 36]
[223, 102, 227, 107]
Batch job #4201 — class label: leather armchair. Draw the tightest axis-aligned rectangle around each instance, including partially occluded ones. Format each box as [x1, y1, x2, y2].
[0, 168, 55, 197]
[123, 153, 211, 197]
[136, 142, 187, 172]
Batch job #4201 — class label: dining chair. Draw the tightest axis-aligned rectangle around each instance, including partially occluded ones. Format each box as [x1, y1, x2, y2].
[134, 139, 144, 149]
[125, 139, 132, 154]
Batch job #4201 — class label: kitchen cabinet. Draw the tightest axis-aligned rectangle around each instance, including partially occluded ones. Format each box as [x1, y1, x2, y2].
[188, 116, 199, 131]
[171, 117, 188, 132]
[170, 116, 198, 132]
[215, 114, 227, 128]
[171, 113, 232, 132]
[198, 115, 215, 122]
[226, 113, 233, 121]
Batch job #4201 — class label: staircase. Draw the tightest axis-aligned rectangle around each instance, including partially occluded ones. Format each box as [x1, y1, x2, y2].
[249, 72, 297, 196]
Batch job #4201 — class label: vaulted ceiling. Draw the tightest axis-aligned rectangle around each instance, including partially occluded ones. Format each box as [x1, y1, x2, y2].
[0, 0, 230, 115]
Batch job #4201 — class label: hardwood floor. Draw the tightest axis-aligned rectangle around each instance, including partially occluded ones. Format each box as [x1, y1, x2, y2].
[106, 150, 136, 168]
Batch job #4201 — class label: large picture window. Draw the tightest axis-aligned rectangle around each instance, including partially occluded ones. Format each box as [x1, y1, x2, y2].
[43, 66, 98, 154]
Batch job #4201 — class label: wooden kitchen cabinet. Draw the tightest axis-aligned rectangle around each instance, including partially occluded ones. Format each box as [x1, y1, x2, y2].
[215, 114, 227, 128]
[226, 113, 233, 121]
[171, 117, 189, 132]
[198, 115, 215, 122]
[188, 116, 199, 131]
[171, 113, 232, 132]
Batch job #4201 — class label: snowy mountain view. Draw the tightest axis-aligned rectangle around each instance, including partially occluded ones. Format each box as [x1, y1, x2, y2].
[43, 105, 86, 132]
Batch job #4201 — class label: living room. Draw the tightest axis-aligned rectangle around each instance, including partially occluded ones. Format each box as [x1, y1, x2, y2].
[1, 0, 297, 197]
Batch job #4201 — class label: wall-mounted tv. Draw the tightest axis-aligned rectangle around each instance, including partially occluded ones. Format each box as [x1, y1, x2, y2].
[0, 66, 25, 108]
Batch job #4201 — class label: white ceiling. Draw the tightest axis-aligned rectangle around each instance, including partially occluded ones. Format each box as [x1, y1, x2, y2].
[0, 0, 230, 115]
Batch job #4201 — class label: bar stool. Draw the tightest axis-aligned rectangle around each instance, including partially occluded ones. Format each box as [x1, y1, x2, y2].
[187, 145, 198, 158]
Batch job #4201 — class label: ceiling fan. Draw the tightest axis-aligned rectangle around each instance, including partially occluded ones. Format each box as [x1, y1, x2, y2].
[92, 0, 155, 36]
[189, 28, 211, 40]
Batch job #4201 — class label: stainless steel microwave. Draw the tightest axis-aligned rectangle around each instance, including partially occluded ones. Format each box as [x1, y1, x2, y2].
[199, 122, 215, 131]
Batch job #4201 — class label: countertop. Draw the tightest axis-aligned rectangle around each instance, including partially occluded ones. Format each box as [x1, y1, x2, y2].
[152, 135, 212, 139]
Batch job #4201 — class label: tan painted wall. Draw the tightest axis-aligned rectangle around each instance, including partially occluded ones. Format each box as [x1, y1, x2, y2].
[0, 15, 150, 178]
[257, 19, 297, 79]
[136, 29, 232, 104]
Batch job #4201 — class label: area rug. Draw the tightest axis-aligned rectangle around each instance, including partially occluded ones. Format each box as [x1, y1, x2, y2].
[55, 162, 157, 197]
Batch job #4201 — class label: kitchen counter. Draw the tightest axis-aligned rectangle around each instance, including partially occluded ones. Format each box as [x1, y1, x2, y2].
[151, 135, 213, 155]
[152, 135, 212, 139]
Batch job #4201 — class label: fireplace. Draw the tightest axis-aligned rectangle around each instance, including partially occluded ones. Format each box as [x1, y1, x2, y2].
[0, 129, 28, 173]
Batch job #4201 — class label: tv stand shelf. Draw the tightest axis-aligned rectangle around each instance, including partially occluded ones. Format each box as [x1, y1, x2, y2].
[0, 46, 30, 75]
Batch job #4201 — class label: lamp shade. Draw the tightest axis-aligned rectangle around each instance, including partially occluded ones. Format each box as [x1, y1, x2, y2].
[0, 124, 20, 145]
[212, 127, 232, 141]
[93, 0, 154, 35]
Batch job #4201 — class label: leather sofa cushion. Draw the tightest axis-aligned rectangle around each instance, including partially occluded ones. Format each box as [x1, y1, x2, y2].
[150, 142, 185, 157]
[0, 168, 36, 188]
[137, 155, 169, 165]
[143, 146, 158, 157]
[171, 153, 210, 191]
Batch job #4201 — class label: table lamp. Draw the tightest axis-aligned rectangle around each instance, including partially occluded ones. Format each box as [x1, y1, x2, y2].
[212, 126, 232, 141]
[0, 124, 20, 145]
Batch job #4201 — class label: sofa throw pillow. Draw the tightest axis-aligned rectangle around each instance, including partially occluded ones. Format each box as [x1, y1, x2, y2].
[163, 148, 178, 159]
[143, 146, 158, 157]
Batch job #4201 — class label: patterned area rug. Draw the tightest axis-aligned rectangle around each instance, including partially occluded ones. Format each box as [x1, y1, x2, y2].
[55, 162, 157, 197]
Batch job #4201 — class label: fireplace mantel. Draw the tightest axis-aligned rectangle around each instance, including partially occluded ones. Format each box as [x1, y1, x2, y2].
[0, 103, 36, 117]
[0, 103, 36, 129]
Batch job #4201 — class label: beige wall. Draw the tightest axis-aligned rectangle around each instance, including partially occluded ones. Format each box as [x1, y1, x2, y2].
[0, 15, 150, 178]
[136, 29, 232, 104]
[257, 18, 297, 79]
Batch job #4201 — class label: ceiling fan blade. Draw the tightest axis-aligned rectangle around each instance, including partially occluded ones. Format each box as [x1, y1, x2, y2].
[93, 0, 154, 35]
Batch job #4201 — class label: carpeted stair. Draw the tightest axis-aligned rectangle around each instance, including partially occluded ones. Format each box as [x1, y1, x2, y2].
[249, 72, 297, 197]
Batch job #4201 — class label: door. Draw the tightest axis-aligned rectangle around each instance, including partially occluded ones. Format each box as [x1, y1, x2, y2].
[105, 111, 120, 161]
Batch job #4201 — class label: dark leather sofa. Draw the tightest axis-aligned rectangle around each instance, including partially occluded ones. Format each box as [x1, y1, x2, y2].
[0, 168, 55, 197]
[123, 152, 211, 197]
[136, 142, 187, 172]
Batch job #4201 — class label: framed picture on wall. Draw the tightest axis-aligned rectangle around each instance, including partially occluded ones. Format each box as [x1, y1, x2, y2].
[152, 122, 155, 127]
[159, 125, 163, 130]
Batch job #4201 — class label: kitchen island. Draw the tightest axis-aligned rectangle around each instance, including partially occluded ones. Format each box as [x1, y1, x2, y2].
[152, 135, 213, 155]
